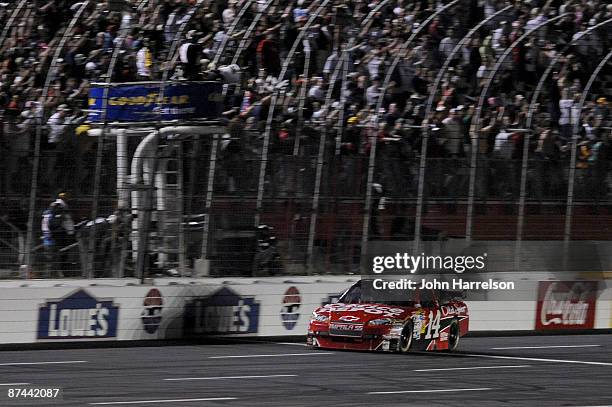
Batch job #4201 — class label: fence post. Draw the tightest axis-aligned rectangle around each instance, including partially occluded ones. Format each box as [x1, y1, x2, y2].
[199, 134, 220, 265]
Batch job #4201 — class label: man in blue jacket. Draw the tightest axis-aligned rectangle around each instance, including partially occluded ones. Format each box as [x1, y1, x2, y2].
[41, 193, 75, 277]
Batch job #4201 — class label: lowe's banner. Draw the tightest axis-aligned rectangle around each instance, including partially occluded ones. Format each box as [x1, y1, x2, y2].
[184, 287, 260, 335]
[87, 81, 224, 122]
[37, 289, 119, 340]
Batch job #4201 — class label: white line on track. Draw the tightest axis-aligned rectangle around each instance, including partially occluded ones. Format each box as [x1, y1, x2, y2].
[414, 365, 530, 372]
[0, 360, 88, 366]
[464, 353, 612, 367]
[368, 388, 493, 395]
[0, 383, 30, 386]
[165, 374, 297, 381]
[208, 352, 333, 359]
[274, 342, 308, 346]
[491, 345, 601, 350]
[89, 397, 238, 405]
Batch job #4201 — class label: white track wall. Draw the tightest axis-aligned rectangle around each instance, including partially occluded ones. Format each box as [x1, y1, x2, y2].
[0, 275, 610, 345]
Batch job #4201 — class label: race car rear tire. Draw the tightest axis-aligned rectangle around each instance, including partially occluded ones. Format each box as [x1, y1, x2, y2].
[446, 320, 460, 352]
[399, 322, 413, 353]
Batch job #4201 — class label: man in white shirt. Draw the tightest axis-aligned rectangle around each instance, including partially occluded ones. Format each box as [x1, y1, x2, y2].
[525, 8, 546, 32]
[366, 76, 381, 107]
[308, 77, 325, 100]
[43, 105, 70, 194]
[476, 58, 492, 87]
[494, 128, 514, 160]
[222, 0, 237, 26]
[367, 51, 382, 78]
[493, 116, 516, 197]
[47, 105, 69, 145]
[179, 31, 203, 79]
[438, 28, 457, 61]
[559, 91, 581, 139]
[491, 21, 507, 50]
[525, 7, 548, 42]
[136, 41, 152, 78]
[441, 108, 463, 157]
[323, 49, 339, 77]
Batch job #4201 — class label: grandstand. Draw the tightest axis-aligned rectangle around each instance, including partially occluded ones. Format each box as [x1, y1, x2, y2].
[0, 0, 610, 278]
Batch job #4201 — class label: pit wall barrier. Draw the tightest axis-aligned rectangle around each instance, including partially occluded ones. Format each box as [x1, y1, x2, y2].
[0, 273, 610, 345]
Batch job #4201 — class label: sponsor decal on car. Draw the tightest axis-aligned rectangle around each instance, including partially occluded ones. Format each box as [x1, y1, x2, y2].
[37, 289, 119, 340]
[184, 287, 260, 334]
[281, 286, 301, 330]
[339, 315, 360, 322]
[329, 323, 364, 337]
[141, 288, 163, 334]
[412, 309, 426, 340]
[322, 303, 405, 318]
[441, 304, 467, 317]
[535, 281, 597, 330]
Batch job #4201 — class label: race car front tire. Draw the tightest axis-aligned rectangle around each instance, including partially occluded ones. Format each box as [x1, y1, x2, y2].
[399, 322, 413, 353]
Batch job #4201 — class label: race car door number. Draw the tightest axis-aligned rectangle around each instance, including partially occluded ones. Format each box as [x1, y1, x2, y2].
[424, 310, 441, 340]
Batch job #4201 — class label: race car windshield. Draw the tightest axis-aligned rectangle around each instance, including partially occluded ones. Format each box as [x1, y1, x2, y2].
[339, 280, 417, 306]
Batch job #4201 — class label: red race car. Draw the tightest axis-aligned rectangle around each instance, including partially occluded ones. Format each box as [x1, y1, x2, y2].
[307, 280, 469, 352]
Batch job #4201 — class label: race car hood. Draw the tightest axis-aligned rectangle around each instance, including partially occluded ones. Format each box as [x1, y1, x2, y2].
[315, 302, 414, 323]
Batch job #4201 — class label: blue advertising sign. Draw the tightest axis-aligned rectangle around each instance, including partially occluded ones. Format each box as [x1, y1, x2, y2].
[37, 289, 119, 340]
[184, 287, 260, 335]
[87, 81, 224, 122]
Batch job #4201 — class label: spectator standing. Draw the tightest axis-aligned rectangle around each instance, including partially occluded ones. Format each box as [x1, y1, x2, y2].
[366, 76, 381, 107]
[136, 40, 153, 79]
[178, 31, 203, 80]
[43, 104, 71, 190]
[41, 193, 75, 277]
[559, 90, 582, 140]
[222, 0, 237, 26]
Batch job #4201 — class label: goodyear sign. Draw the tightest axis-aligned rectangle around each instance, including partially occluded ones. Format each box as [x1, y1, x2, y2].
[87, 81, 223, 122]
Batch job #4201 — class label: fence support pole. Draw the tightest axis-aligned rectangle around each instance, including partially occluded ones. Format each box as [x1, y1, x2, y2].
[199, 134, 220, 265]
[360, 125, 377, 273]
[513, 130, 531, 271]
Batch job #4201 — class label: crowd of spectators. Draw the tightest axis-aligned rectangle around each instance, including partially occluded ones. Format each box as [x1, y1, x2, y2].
[0, 0, 610, 205]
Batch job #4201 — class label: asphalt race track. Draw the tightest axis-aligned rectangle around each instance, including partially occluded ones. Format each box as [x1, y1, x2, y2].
[1, 335, 612, 406]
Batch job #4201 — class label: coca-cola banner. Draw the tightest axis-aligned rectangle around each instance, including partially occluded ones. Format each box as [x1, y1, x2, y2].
[535, 281, 598, 330]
